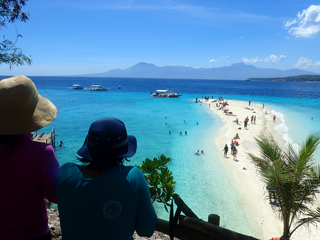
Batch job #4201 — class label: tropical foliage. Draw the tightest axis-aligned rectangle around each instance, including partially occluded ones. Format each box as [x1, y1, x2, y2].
[137, 154, 176, 212]
[248, 133, 320, 239]
[0, 0, 31, 67]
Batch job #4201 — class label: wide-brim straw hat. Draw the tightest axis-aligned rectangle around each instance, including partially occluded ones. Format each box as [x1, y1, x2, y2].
[0, 75, 57, 135]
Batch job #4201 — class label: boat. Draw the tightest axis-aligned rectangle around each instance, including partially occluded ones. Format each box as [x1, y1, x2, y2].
[151, 89, 182, 98]
[68, 83, 84, 90]
[84, 85, 110, 91]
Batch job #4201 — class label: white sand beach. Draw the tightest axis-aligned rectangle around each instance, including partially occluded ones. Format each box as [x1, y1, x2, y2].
[201, 98, 320, 240]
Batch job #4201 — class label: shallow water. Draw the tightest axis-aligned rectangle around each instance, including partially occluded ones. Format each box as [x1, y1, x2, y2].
[8, 76, 320, 239]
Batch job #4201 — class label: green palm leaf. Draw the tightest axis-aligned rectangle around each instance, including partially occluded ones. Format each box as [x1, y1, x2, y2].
[248, 133, 320, 239]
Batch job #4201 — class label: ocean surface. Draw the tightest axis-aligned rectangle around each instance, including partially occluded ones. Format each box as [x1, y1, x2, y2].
[4, 76, 320, 238]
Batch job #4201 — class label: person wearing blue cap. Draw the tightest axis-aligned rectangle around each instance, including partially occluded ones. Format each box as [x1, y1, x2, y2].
[55, 118, 157, 240]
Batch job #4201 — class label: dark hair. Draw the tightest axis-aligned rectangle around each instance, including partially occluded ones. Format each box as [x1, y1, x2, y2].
[76, 157, 130, 172]
[0, 135, 19, 145]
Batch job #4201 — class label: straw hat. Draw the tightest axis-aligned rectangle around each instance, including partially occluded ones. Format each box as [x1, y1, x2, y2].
[0, 75, 57, 135]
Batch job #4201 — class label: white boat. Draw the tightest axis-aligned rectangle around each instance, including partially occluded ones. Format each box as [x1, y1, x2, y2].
[84, 85, 110, 91]
[151, 89, 182, 98]
[68, 83, 84, 90]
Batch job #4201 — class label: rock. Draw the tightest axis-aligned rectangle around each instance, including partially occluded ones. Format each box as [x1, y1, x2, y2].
[48, 208, 173, 240]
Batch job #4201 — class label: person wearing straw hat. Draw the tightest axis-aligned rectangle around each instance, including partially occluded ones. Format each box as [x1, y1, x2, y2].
[0, 75, 60, 240]
[55, 118, 157, 240]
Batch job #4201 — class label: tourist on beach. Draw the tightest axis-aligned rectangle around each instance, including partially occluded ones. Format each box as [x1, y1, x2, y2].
[223, 144, 228, 157]
[0, 75, 60, 240]
[230, 140, 234, 155]
[244, 118, 248, 129]
[235, 133, 240, 139]
[266, 186, 276, 203]
[55, 118, 157, 240]
[233, 147, 238, 161]
[273, 115, 276, 122]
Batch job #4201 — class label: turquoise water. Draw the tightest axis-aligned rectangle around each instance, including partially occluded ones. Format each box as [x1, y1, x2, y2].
[27, 77, 320, 239]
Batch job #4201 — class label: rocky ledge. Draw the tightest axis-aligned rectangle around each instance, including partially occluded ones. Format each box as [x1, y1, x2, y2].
[48, 209, 171, 240]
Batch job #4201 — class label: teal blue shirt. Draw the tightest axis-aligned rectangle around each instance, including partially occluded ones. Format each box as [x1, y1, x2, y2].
[56, 163, 157, 240]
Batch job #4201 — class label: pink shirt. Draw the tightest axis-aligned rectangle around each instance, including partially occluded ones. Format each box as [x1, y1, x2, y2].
[0, 133, 60, 240]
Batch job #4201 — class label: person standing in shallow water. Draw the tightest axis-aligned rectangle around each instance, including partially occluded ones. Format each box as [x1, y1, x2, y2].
[55, 118, 157, 240]
[0, 75, 60, 240]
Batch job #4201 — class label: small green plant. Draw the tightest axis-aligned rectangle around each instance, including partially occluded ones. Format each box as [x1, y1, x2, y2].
[137, 154, 176, 212]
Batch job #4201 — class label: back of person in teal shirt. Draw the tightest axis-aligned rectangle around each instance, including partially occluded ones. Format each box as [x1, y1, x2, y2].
[56, 118, 157, 240]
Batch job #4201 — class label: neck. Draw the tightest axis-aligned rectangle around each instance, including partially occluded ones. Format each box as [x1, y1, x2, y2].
[82, 167, 102, 178]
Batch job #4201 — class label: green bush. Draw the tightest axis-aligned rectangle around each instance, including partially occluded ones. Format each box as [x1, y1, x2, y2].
[137, 154, 176, 212]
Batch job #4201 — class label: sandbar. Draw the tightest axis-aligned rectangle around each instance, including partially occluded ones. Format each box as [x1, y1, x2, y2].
[200, 97, 319, 240]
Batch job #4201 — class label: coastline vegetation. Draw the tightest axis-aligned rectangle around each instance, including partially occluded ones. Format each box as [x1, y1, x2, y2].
[246, 75, 320, 82]
[0, 0, 32, 67]
[249, 133, 320, 239]
[137, 154, 176, 212]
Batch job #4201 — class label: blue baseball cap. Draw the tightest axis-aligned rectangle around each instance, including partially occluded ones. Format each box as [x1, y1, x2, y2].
[77, 118, 137, 161]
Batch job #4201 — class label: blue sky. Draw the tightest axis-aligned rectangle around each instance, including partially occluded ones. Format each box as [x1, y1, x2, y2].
[1, 0, 320, 76]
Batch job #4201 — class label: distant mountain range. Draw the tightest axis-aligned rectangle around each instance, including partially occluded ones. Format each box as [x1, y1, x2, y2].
[78, 62, 317, 80]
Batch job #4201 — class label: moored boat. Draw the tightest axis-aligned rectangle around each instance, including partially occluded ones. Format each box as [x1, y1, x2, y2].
[68, 83, 84, 90]
[151, 89, 182, 98]
[84, 85, 110, 91]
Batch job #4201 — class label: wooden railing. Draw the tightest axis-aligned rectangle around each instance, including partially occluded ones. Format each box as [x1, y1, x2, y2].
[155, 195, 260, 240]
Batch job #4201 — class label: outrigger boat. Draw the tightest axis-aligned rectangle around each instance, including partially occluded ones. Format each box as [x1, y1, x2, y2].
[151, 89, 182, 98]
[84, 85, 110, 91]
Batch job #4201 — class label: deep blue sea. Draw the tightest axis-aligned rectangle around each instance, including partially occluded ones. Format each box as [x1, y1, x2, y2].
[5, 76, 320, 238]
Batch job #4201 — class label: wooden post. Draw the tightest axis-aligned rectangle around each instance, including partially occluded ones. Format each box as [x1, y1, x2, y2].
[155, 217, 261, 240]
[208, 214, 220, 226]
[173, 194, 198, 219]
[155, 218, 221, 240]
[179, 216, 260, 240]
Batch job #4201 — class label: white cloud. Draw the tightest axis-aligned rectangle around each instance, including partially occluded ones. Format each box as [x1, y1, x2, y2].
[242, 57, 263, 64]
[284, 5, 320, 38]
[65, 0, 274, 23]
[222, 56, 229, 59]
[269, 54, 286, 63]
[293, 57, 320, 71]
[209, 59, 216, 63]
[242, 55, 286, 64]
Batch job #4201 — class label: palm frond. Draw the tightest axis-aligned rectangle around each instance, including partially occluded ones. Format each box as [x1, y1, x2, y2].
[248, 133, 320, 239]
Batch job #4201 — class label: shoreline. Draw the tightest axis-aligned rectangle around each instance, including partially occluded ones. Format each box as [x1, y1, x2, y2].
[204, 98, 282, 239]
[201, 97, 319, 240]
